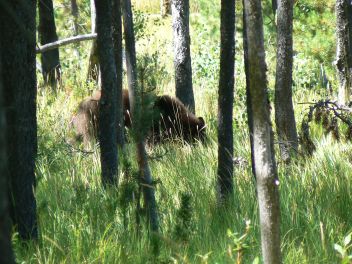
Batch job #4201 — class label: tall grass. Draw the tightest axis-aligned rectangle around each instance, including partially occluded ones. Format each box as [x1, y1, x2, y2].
[15, 85, 352, 263]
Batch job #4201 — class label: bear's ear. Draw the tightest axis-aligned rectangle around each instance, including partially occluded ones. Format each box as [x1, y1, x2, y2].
[198, 117, 205, 128]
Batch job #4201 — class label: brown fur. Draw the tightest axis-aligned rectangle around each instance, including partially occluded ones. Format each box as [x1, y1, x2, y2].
[151, 95, 206, 143]
[70, 95, 99, 145]
[70, 89, 206, 145]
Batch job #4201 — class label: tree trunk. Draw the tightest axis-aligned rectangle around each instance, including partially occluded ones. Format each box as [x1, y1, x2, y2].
[71, 0, 80, 59]
[122, 0, 159, 233]
[217, 0, 235, 201]
[122, 0, 136, 112]
[336, 0, 352, 105]
[172, 0, 195, 113]
[274, 0, 298, 163]
[0, 0, 38, 240]
[161, 0, 171, 17]
[136, 141, 159, 233]
[38, 0, 61, 90]
[71, 0, 79, 36]
[87, 0, 100, 82]
[112, 0, 125, 148]
[272, 0, 278, 15]
[243, 0, 282, 263]
[94, 0, 119, 186]
[0, 43, 15, 264]
[243, 0, 256, 178]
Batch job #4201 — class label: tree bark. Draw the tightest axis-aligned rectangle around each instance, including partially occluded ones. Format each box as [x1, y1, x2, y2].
[274, 0, 298, 163]
[243, 0, 282, 263]
[0, 0, 38, 240]
[122, 0, 136, 112]
[112, 0, 125, 148]
[87, 0, 100, 82]
[272, 0, 278, 15]
[172, 0, 195, 113]
[122, 0, 159, 233]
[243, 0, 256, 178]
[71, 0, 79, 36]
[70, 0, 80, 59]
[0, 42, 15, 264]
[94, 0, 119, 186]
[336, 0, 352, 105]
[217, 0, 235, 201]
[38, 0, 61, 89]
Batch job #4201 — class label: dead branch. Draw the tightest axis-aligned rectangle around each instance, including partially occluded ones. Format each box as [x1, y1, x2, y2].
[36, 33, 97, 54]
[300, 99, 352, 155]
[63, 137, 99, 156]
[305, 100, 352, 126]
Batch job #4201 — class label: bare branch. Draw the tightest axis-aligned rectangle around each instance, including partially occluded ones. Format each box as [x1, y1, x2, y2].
[36, 33, 97, 54]
[63, 138, 98, 156]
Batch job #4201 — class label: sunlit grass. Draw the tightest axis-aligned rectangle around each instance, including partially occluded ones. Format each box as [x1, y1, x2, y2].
[14, 82, 352, 263]
[131, 0, 201, 13]
[132, 0, 160, 13]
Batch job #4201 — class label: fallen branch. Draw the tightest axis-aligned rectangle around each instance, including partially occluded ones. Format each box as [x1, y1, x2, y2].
[298, 101, 352, 112]
[305, 100, 352, 126]
[300, 99, 352, 156]
[64, 138, 99, 156]
[36, 33, 97, 54]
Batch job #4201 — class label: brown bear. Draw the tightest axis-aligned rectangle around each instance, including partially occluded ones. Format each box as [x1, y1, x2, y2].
[150, 95, 206, 143]
[70, 89, 206, 145]
[70, 89, 131, 146]
[70, 93, 99, 146]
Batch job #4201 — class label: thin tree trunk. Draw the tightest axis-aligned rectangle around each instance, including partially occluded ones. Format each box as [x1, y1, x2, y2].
[71, 0, 80, 59]
[90, 0, 96, 34]
[172, 0, 195, 113]
[122, 0, 159, 233]
[0, 0, 38, 240]
[274, 0, 298, 163]
[336, 0, 352, 105]
[243, 0, 256, 178]
[122, 0, 136, 112]
[87, 0, 100, 82]
[94, 0, 119, 186]
[272, 0, 278, 15]
[348, 1, 352, 48]
[112, 0, 125, 148]
[136, 141, 159, 232]
[0, 43, 15, 264]
[71, 0, 79, 36]
[243, 0, 282, 263]
[38, 0, 61, 90]
[217, 0, 235, 201]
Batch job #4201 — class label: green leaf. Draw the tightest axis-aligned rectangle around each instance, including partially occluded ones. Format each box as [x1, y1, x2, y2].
[252, 257, 260, 264]
[334, 244, 345, 256]
[344, 233, 351, 246]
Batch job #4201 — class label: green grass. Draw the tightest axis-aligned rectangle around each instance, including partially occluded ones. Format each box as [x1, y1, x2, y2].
[15, 90, 352, 263]
[14, 0, 352, 263]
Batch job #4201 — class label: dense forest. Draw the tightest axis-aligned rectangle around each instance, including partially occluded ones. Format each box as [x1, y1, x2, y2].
[1, 0, 352, 263]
